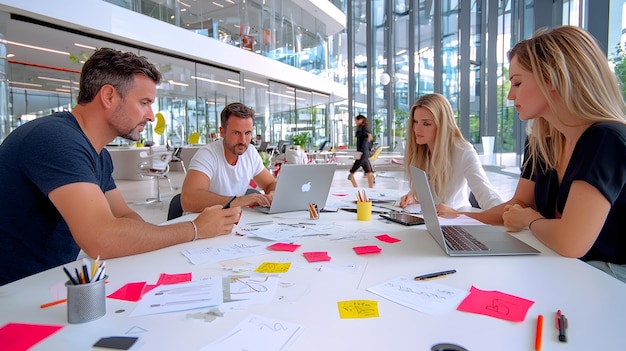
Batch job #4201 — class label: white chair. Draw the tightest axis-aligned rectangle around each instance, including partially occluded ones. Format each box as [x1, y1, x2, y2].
[137, 145, 173, 203]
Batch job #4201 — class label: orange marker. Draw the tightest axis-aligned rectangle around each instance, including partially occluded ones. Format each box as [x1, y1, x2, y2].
[535, 314, 544, 351]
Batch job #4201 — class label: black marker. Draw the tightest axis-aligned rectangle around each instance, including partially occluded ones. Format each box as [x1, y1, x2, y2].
[223, 195, 237, 209]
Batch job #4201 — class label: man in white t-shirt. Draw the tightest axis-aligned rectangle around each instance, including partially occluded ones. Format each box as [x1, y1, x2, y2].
[181, 103, 276, 212]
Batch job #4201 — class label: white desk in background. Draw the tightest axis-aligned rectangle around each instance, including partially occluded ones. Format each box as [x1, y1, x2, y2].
[1, 189, 625, 350]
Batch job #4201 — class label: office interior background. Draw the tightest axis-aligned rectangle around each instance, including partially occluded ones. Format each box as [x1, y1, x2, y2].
[0, 0, 624, 169]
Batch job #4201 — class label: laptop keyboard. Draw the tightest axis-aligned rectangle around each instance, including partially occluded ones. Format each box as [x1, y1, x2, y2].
[443, 226, 489, 251]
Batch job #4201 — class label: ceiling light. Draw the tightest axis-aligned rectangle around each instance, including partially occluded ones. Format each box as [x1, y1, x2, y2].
[74, 43, 96, 50]
[10, 81, 43, 88]
[37, 76, 72, 83]
[243, 78, 268, 87]
[212, 2, 225, 8]
[191, 76, 244, 89]
[3, 40, 69, 55]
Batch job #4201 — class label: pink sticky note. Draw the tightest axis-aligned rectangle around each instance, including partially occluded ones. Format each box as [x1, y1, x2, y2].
[303, 251, 331, 262]
[157, 273, 192, 285]
[375, 234, 401, 243]
[332, 193, 349, 196]
[142, 284, 159, 295]
[457, 285, 534, 322]
[353, 245, 382, 255]
[107, 282, 147, 302]
[0, 322, 63, 351]
[268, 242, 301, 252]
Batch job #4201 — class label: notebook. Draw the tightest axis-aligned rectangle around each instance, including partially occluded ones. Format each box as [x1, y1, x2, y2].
[410, 166, 539, 256]
[257, 163, 337, 214]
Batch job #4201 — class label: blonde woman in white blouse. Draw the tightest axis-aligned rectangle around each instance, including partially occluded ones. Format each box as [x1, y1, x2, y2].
[399, 93, 503, 212]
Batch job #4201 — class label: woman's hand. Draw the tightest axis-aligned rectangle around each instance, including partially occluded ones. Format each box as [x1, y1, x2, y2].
[399, 193, 417, 208]
[435, 203, 459, 218]
[502, 204, 541, 232]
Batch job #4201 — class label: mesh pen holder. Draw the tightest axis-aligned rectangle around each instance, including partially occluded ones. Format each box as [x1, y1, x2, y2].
[66, 275, 107, 324]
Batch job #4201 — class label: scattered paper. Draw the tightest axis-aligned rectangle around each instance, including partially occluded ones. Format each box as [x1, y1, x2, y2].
[203, 314, 303, 351]
[367, 276, 468, 315]
[130, 278, 222, 317]
[181, 243, 268, 265]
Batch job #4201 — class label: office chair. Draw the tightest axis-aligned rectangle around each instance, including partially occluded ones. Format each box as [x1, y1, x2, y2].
[167, 193, 184, 220]
[170, 146, 187, 174]
[137, 145, 173, 203]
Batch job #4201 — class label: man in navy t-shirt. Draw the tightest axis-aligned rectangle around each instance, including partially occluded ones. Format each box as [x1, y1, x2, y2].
[0, 48, 241, 286]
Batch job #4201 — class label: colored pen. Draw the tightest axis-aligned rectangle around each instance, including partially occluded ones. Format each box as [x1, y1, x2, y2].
[556, 310, 568, 342]
[535, 315, 543, 351]
[223, 195, 237, 209]
[63, 266, 78, 285]
[414, 269, 457, 281]
[40, 298, 67, 309]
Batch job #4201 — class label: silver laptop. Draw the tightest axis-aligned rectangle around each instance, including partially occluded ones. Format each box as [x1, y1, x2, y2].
[410, 166, 539, 256]
[257, 163, 337, 214]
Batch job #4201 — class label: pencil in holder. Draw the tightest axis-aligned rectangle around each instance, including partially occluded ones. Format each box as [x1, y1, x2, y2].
[309, 203, 319, 220]
[66, 275, 107, 323]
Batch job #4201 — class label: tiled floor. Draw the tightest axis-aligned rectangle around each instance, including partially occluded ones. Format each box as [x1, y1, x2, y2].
[120, 166, 520, 224]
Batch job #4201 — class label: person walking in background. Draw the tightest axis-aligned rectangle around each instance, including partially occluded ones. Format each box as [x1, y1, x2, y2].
[399, 93, 503, 211]
[347, 114, 374, 188]
[0, 48, 241, 286]
[449, 26, 626, 283]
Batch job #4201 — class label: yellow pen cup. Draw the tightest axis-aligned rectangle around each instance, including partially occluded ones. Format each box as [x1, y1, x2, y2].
[356, 201, 373, 221]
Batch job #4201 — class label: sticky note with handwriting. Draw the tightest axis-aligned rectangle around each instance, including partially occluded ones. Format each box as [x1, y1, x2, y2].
[337, 300, 379, 318]
[303, 251, 331, 262]
[456, 285, 534, 322]
[353, 245, 382, 255]
[254, 262, 292, 273]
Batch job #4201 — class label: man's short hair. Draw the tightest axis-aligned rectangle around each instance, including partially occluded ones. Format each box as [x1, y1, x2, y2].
[220, 102, 255, 128]
[77, 47, 162, 104]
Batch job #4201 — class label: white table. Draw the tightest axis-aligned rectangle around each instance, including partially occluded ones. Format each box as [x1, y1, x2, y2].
[2, 191, 625, 350]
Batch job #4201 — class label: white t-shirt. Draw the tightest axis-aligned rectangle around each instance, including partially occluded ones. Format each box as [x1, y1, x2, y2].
[188, 141, 265, 197]
[431, 141, 503, 210]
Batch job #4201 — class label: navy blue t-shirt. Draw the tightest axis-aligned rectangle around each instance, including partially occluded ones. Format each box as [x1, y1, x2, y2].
[522, 122, 626, 264]
[0, 112, 116, 285]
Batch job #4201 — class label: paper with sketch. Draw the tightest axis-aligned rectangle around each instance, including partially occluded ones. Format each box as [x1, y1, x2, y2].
[367, 276, 468, 315]
[238, 222, 342, 241]
[224, 275, 280, 305]
[130, 278, 222, 317]
[203, 314, 303, 351]
[181, 242, 268, 265]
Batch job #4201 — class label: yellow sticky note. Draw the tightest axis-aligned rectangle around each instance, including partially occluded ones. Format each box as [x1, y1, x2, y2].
[337, 300, 379, 318]
[253, 262, 291, 274]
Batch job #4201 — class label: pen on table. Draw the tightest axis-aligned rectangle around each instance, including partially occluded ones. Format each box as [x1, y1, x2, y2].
[556, 310, 568, 342]
[247, 220, 273, 226]
[535, 314, 543, 351]
[414, 269, 457, 281]
[223, 195, 237, 209]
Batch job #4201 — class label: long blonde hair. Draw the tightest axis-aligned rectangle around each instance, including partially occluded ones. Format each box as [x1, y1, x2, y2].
[508, 25, 626, 173]
[404, 93, 467, 198]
